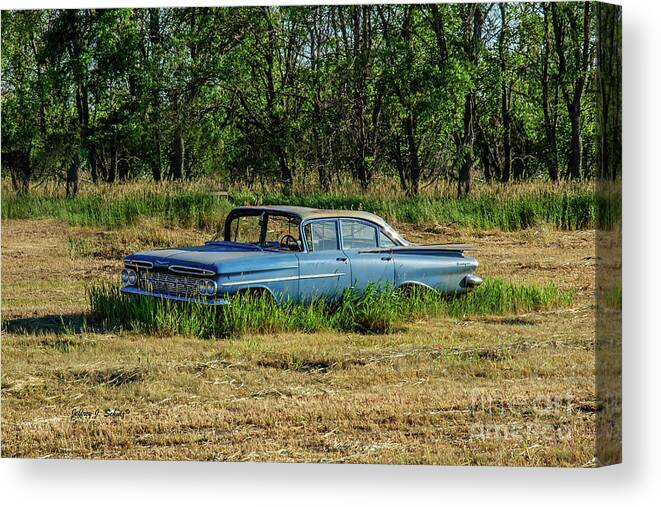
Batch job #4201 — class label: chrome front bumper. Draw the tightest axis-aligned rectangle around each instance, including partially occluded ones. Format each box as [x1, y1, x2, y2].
[120, 286, 230, 305]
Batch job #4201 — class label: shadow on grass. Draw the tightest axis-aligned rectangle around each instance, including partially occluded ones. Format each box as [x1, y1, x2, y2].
[2, 313, 101, 336]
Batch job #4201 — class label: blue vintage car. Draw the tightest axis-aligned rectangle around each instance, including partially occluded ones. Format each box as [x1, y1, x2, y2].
[120, 205, 483, 305]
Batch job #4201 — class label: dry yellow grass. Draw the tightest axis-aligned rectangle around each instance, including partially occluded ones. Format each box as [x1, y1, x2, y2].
[1, 218, 600, 465]
[1, 175, 597, 201]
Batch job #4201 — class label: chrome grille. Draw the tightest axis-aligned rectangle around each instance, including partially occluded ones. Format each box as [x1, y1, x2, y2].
[137, 272, 202, 297]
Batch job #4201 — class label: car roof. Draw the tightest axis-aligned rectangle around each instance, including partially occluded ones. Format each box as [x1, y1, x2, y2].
[230, 205, 390, 229]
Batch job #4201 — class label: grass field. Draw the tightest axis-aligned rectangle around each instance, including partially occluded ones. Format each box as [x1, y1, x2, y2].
[1, 203, 611, 465]
[1, 179, 620, 232]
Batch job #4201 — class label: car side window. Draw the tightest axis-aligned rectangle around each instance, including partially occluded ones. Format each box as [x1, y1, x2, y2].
[305, 220, 339, 252]
[379, 230, 397, 247]
[341, 220, 377, 250]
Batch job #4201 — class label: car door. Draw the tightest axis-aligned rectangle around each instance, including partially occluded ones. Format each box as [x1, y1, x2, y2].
[339, 219, 395, 291]
[297, 219, 351, 302]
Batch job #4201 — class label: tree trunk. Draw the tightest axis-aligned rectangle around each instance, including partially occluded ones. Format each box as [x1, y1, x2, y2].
[582, 134, 591, 179]
[458, 159, 473, 198]
[512, 157, 525, 180]
[6, 149, 32, 195]
[148, 9, 163, 182]
[567, 104, 582, 179]
[353, 159, 369, 192]
[552, 2, 591, 181]
[430, 4, 447, 68]
[404, 112, 420, 197]
[455, 4, 482, 197]
[278, 148, 293, 196]
[542, 5, 559, 182]
[499, 4, 511, 184]
[89, 145, 98, 183]
[66, 154, 79, 198]
[74, 82, 93, 181]
[170, 125, 184, 180]
[97, 148, 108, 182]
[151, 155, 161, 182]
[309, 13, 330, 193]
[351, 6, 370, 192]
[312, 96, 328, 191]
[118, 157, 129, 181]
[457, 92, 475, 198]
[151, 129, 162, 182]
[482, 154, 493, 183]
[108, 145, 117, 183]
[476, 127, 494, 183]
[393, 134, 408, 195]
[501, 85, 511, 183]
[9, 167, 20, 194]
[313, 125, 329, 192]
[596, 3, 622, 181]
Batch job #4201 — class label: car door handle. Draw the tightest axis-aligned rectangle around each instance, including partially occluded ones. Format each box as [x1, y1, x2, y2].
[381, 256, 392, 261]
[336, 257, 348, 263]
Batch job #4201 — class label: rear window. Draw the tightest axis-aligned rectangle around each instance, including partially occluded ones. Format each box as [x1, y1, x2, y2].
[341, 220, 377, 249]
[379, 231, 397, 247]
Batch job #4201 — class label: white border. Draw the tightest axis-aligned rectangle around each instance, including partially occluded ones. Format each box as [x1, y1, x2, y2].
[2, 0, 660, 506]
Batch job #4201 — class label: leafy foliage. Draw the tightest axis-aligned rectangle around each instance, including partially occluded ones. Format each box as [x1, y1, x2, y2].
[1, 4, 621, 196]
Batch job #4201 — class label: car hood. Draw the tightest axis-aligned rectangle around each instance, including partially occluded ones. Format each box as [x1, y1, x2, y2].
[124, 242, 298, 276]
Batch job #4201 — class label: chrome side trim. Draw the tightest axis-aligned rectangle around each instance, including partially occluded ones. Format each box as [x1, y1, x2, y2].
[220, 275, 298, 287]
[219, 272, 344, 287]
[358, 245, 477, 254]
[168, 265, 215, 277]
[125, 260, 154, 269]
[120, 286, 230, 306]
[300, 273, 346, 280]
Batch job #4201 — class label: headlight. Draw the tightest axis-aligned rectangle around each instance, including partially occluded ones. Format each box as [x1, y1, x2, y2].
[126, 269, 138, 286]
[121, 269, 129, 284]
[205, 280, 217, 295]
[197, 279, 207, 294]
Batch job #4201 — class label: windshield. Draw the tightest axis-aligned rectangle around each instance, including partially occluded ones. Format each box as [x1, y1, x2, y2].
[215, 212, 302, 251]
[226, 214, 263, 244]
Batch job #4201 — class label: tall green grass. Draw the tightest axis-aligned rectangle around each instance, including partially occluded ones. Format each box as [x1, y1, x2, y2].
[1, 187, 232, 230]
[236, 188, 602, 230]
[2, 181, 620, 231]
[596, 189, 623, 231]
[601, 286, 622, 310]
[88, 279, 574, 339]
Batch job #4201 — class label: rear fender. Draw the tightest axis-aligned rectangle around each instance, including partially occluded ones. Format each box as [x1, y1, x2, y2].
[394, 253, 478, 294]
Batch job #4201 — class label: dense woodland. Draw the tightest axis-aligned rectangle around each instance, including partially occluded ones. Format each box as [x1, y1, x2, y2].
[1, 3, 621, 197]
